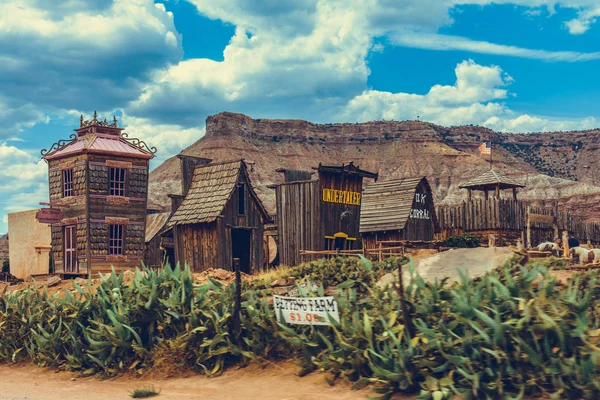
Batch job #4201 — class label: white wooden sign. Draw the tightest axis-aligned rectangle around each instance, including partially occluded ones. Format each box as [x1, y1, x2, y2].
[273, 295, 340, 326]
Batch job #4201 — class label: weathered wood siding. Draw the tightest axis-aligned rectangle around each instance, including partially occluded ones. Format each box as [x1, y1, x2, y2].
[47, 153, 150, 275]
[436, 199, 600, 245]
[276, 180, 322, 267]
[87, 154, 149, 274]
[401, 180, 436, 241]
[362, 179, 436, 249]
[174, 169, 266, 273]
[318, 171, 363, 240]
[48, 157, 88, 274]
[144, 235, 162, 268]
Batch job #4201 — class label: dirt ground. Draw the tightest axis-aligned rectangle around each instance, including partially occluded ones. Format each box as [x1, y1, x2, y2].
[0, 362, 407, 400]
[378, 247, 516, 287]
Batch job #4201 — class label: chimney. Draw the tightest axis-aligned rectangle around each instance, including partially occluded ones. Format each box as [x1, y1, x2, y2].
[178, 155, 212, 196]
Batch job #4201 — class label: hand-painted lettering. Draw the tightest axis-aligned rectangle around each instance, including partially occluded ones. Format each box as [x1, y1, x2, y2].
[322, 188, 361, 206]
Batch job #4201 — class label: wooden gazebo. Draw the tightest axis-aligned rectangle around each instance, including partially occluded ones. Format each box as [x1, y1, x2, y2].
[459, 169, 525, 201]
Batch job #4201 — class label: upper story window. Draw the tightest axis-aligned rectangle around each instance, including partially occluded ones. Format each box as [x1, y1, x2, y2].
[109, 224, 124, 255]
[238, 183, 246, 215]
[63, 168, 73, 197]
[109, 167, 126, 196]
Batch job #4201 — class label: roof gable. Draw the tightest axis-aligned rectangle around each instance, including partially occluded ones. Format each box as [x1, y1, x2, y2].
[459, 169, 525, 190]
[360, 177, 436, 233]
[145, 212, 171, 243]
[168, 160, 269, 227]
[317, 162, 379, 180]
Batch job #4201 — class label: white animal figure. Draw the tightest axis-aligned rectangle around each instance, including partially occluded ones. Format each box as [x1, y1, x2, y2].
[535, 242, 560, 253]
[570, 247, 595, 264]
[589, 249, 600, 264]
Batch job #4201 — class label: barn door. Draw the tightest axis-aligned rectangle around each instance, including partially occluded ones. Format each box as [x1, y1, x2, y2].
[64, 225, 78, 273]
[231, 229, 251, 274]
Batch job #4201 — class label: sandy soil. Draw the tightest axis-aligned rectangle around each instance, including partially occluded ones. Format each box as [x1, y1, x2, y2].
[0, 362, 402, 400]
[378, 247, 516, 287]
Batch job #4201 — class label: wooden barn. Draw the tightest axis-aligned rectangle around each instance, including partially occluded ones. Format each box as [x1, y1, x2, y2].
[167, 159, 270, 273]
[360, 177, 438, 251]
[42, 112, 155, 276]
[274, 162, 378, 266]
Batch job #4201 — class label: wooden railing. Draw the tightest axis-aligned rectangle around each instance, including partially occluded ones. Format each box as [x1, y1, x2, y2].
[436, 199, 600, 244]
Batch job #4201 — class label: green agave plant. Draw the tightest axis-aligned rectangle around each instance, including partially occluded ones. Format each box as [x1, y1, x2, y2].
[0, 257, 599, 400]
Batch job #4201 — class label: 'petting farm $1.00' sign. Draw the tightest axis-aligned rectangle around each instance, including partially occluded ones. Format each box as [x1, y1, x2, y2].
[273, 295, 340, 326]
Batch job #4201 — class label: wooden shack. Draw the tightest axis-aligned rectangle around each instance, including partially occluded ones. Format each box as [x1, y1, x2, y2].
[360, 177, 438, 251]
[167, 159, 270, 273]
[42, 112, 155, 276]
[274, 162, 378, 266]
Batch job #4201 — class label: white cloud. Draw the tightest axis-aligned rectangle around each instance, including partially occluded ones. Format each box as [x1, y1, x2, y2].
[0, 142, 49, 233]
[390, 32, 600, 62]
[2, 0, 600, 235]
[0, 0, 182, 138]
[121, 115, 206, 165]
[484, 114, 599, 132]
[337, 59, 598, 133]
[564, 6, 600, 34]
[129, 2, 372, 125]
[186, 0, 319, 36]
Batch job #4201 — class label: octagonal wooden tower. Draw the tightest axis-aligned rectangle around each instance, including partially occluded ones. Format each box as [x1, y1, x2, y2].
[42, 112, 156, 276]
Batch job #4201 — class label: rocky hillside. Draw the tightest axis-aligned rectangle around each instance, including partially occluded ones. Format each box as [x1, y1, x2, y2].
[0, 234, 8, 268]
[149, 112, 600, 219]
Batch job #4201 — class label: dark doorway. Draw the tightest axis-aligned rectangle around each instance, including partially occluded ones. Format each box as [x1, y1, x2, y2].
[231, 229, 251, 274]
[165, 247, 175, 268]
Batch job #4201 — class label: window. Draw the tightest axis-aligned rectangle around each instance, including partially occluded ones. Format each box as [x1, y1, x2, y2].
[109, 224, 124, 255]
[64, 225, 77, 272]
[238, 183, 246, 215]
[109, 167, 126, 196]
[63, 168, 73, 197]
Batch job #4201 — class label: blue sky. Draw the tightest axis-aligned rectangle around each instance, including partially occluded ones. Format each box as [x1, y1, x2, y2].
[1, 0, 600, 233]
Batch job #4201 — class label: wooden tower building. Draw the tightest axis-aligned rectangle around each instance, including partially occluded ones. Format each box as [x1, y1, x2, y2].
[42, 112, 156, 276]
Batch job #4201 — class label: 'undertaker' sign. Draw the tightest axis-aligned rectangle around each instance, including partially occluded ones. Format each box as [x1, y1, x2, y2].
[322, 188, 361, 206]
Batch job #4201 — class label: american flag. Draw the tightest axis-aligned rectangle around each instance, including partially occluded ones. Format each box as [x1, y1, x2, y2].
[478, 141, 491, 155]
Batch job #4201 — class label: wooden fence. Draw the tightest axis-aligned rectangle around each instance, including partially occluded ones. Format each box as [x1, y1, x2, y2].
[436, 199, 600, 245]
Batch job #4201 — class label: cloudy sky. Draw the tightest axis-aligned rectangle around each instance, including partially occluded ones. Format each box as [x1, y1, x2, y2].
[1, 0, 600, 233]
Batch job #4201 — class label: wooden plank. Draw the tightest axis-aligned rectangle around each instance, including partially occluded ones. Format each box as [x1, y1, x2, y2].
[530, 213, 555, 224]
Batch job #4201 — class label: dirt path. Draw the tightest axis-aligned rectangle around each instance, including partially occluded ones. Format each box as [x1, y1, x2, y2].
[0, 362, 395, 400]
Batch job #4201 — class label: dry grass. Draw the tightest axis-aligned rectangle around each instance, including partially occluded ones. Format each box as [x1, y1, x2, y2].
[130, 386, 160, 398]
[250, 265, 292, 283]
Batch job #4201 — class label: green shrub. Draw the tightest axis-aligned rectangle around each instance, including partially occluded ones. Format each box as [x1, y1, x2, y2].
[445, 234, 479, 248]
[0, 258, 599, 399]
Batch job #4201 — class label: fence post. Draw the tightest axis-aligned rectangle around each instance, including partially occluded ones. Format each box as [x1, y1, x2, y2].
[378, 242, 383, 262]
[562, 231, 569, 261]
[526, 206, 531, 249]
[232, 257, 242, 339]
[395, 258, 412, 336]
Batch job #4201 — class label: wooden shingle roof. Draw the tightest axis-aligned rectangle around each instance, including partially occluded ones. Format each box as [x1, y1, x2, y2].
[360, 177, 435, 233]
[459, 169, 525, 191]
[167, 160, 269, 227]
